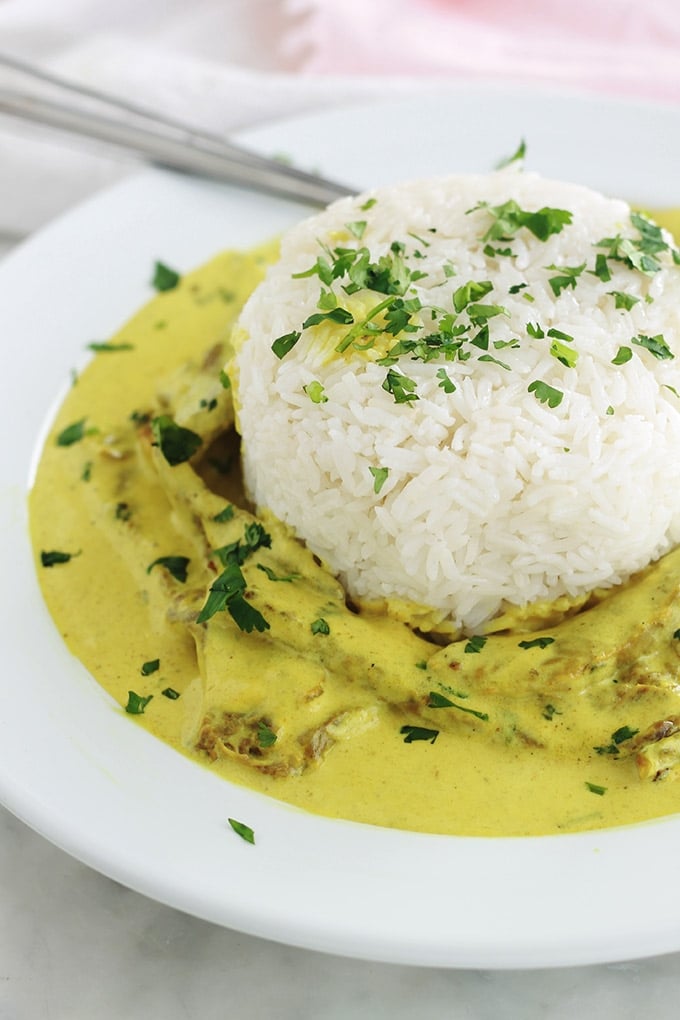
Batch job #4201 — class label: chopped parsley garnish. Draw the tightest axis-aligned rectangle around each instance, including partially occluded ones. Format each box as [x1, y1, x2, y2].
[40, 549, 80, 567]
[228, 818, 255, 844]
[594, 725, 639, 755]
[631, 333, 674, 361]
[382, 368, 419, 404]
[212, 504, 235, 523]
[196, 561, 270, 632]
[125, 691, 153, 715]
[496, 138, 526, 168]
[585, 782, 606, 796]
[608, 291, 640, 311]
[151, 415, 202, 465]
[528, 380, 563, 408]
[611, 346, 633, 365]
[162, 688, 180, 700]
[81, 461, 92, 482]
[115, 502, 132, 522]
[56, 418, 90, 447]
[453, 279, 493, 313]
[146, 555, 190, 583]
[272, 330, 301, 359]
[436, 367, 456, 393]
[427, 691, 489, 721]
[303, 380, 328, 404]
[545, 262, 585, 297]
[369, 466, 389, 494]
[213, 522, 272, 568]
[518, 636, 555, 649]
[400, 725, 439, 744]
[471, 200, 572, 243]
[360, 197, 377, 211]
[543, 704, 561, 721]
[141, 659, 160, 676]
[464, 635, 487, 654]
[311, 618, 330, 635]
[257, 721, 278, 747]
[219, 369, 231, 389]
[152, 260, 181, 292]
[87, 341, 134, 352]
[256, 563, 299, 583]
[591, 253, 611, 282]
[346, 220, 367, 239]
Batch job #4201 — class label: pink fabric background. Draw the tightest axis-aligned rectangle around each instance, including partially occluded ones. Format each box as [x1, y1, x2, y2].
[287, 0, 680, 102]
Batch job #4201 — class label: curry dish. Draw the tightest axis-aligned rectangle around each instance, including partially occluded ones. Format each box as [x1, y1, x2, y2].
[29, 212, 680, 837]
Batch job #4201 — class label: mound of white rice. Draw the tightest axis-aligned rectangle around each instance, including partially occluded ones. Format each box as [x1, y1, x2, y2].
[230, 169, 680, 633]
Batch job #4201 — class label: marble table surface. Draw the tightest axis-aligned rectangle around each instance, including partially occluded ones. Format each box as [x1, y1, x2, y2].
[2, 801, 680, 1019]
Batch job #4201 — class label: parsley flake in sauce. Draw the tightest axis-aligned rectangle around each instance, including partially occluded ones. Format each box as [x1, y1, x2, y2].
[125, 691, 153, 715]
[400, 725, 439, 744]
[151, 260, 181, 292]
[141, 659, 160, 676]
[428, 691, 489, 721]
[40, 549, 80, 567]
[151, 415, 203, 466]
[146, 555, 190, 583]
[197, 561, 270, 633]
[311, 618, 330, 636]
[56, 418, 90, 447]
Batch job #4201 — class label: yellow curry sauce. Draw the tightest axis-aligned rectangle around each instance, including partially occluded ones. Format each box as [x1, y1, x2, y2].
[29, 212, 680, 837]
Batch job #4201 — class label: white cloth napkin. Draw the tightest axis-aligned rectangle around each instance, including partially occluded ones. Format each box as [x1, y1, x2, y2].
[2, 0, 680, 243]
[0, 0, 407, 240]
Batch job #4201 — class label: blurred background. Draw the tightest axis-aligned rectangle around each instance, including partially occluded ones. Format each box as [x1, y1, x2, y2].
[2, 0, 680, 254]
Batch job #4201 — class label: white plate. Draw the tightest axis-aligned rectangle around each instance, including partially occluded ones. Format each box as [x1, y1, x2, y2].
[3, 85, 680, 970]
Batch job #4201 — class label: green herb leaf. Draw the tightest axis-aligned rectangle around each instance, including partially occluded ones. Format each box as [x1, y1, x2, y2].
[87, 341, 134, 353]
[56, 418, 89, 447]
[257, 721, 278, 748]
[151, 415, 202, 465]
[40, 549, 79, 567]
[196, 561, 269, 632]
[302, 308, 354, 329]
[140, 658, 160, 676]
[303, 380, 328, 404]
[382, 368, 419, 404]
[608, 290, 640, 311]
[219, 369, 231, 389]
[271, 330, 301, 359]
[585, 781, 606, 796]
[591, 253, 611, 282]
[528, 380, 563, 408]
[152, 260, 181, 292]
[436, 367, 456, 393]
[125, 691, 153, 715]
[162, 688, 180, 700]
[346, 220, 367, 239]
[369, 466, 389, 494]
[228, 818, 255, 844]
[518, 636, 555, 649]
[496, 138, 526, 168]
[256, 563, 299, 583]
[400, 725, 439, 744]
[543, 704, 561, 720]
[311, 617, 330, 635]
[611, 346, 633, 365]
[360, 197, 377, 211]
[464, 635, 487, 654]
[612, 725, 639, 744]
[453, 279, 493, 313]
[212, 505, 235, 523]
[545, 262, 585, 297]
[427, 691, 489, 721]
[146, 555, 190, 583]
[631, 333, 674, 361]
